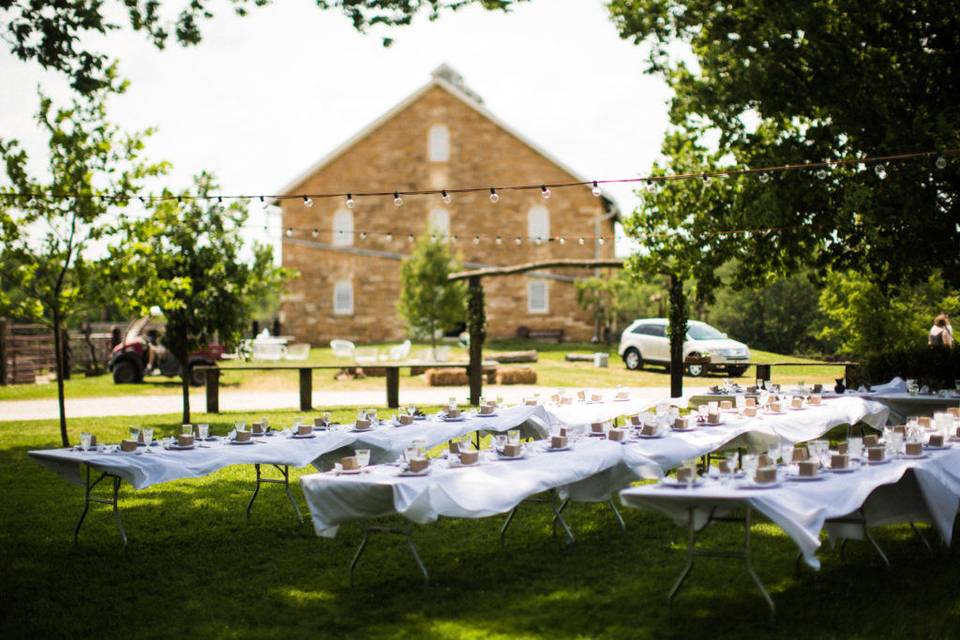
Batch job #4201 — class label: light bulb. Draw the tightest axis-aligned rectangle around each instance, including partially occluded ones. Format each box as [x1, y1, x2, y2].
[393, 192, 403, 207]
[407, 233, 414, 243]
[386, 233, 393, 242]
[936, 156, 947, 170]
[441, 190, 452, 204]
[598, 236, 605, 245]
[495, 235, 502, 245]
[285, 227, 293, 237]
[540, 185, 551, 200]
[534, 237, 543, 246]
[489, 188, 499, 203]
[451, 235, 458, 243]
[816, 169, 827, 180]
[578, 237, 585, 245]
[431, 233, 437, 242]
[217, 196, 223, 204]
[758, 173, 770, 183]
[311, 228, 319, 238]
[514, 236, 522, 246]
[473, 235, 480, 245]
[645, 180, 657, 193]
[303, 196, 314, 208]
[874, 164, 887, 180]
[701, 173, 709, 182]
[346, 194, 355, 209]
[360, 231, 367, 240]
[559, 237, 566, 245]
[591, 181, 602, 197]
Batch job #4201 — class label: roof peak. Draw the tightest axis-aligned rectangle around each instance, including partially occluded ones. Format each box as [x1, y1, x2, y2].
[431, 64, 483, 105]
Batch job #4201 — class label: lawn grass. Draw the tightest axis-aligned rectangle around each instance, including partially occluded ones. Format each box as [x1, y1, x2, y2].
[0, 341, 847, 402]
[2, 410, 960, 638]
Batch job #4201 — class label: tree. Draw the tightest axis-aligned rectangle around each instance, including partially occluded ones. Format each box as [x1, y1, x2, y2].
[0, 77, 166, 446]
[575, 269, 666, 343]
[608, 1, 960, 291]
[397, 236, 466, 358]
[1, 0, 523, 94]
[108, 173, 292, 424]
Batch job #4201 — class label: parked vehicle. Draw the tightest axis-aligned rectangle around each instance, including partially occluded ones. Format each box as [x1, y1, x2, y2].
[617, 318, 750, 376]
[108, 316, 225, 385]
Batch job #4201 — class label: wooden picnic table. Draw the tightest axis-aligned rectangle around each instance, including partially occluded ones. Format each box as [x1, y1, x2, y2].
[197, 361, 499, 412]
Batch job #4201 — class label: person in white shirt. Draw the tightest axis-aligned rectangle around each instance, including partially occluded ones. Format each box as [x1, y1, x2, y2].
[929, 314, 954, 348]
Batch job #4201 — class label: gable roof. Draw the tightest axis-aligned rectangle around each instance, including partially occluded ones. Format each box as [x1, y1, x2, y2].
[277, 67, 620, 218]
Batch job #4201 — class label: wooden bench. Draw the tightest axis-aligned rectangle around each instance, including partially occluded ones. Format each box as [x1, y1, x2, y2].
[515, 326, 564, 343]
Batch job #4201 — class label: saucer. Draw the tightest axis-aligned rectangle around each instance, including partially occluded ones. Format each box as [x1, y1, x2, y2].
[545, 446, 571, 452]
[671, 427, 696, 433]
[637, 433, 665, 439]
[659, 478, 704, 488]
[900, 452, 928, 459]
[291, 433, 316, 439]
[496, 452, 527, 461]
[337, 468, 363, 475]
[786, 473, 824, 482]
[167, 444, 195, 450]
[924, 444, 951, 451]
[739, 481, 781, 489]
[475, 412, 498, 418]
[867, 458, 891, 465]
[441, 416, 466, 422]
[230, 439, 255, 445]
[829, 466, 859, 474]
[398, 469, 431, 477]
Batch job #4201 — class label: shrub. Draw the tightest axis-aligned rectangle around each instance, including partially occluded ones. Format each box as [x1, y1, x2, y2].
[862, 346, 959, 390]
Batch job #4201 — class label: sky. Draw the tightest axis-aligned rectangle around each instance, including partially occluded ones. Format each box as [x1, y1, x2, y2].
[0, 0, 676, 256]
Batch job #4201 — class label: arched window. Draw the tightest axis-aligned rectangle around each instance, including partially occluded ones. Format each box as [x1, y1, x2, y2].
[527, 205, 550, 242]
[333, 280, 353, 315]
[428, 208, 450, 239]
[428, 124, 450, 162]
[528, 280, 549, 314]
[332, 209, 353, 246]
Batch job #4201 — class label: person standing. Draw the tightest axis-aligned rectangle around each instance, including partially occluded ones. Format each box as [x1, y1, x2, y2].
[929, 314, 954, 348]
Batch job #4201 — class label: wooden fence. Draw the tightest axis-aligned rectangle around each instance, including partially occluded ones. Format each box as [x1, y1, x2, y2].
[0, 319, 123, 385]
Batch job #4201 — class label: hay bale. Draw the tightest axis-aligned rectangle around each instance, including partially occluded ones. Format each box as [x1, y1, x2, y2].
[496, 367, 538, 385]
[423, 368, 469, 386]
[490, 350, 538, 363]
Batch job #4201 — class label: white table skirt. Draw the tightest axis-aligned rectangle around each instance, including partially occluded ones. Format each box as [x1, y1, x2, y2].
[622, 397, 889, 479]
[620, 447, 960, 569]
[300, 438, 630, 538]
[29, 431, 358, 490]
[543, 397, 673, 429]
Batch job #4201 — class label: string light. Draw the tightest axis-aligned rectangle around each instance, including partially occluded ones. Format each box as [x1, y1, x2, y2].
[559, 237, 566, 245]
[360, 231, 367, 241]
[386, 232, 393, 242]
[514, 236, 522, 245]
[451, 234, 458, 243]
[874, 164, 887, 180]
[597, 236, 605, 246]
[495, 235, 502, 245]
[540, 185, 551, 200]
[473, 235, 480, 245]
[816, 169, 828, 180]
[285, 227, 293, 237]
[311, 228, 319, 238]
[758, 173, 770, 183]
[489, 188, 499, 204]
[591, 181, 602, 197]
[441, 190, 452, 204]
[407, 233, 414, 243]
[346, 194, 355, 209]
[936, 156, 947, 170]
[394, 192, 403, 207]
[578, 237, 585, 245]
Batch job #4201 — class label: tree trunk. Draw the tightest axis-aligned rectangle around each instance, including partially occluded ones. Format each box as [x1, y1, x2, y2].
[430, 317, 437, 361]
[467, 276, 486, 405]
[52, 306, 70, 447]
[668, 273, 687, 399]
[180, 355, 191, 425]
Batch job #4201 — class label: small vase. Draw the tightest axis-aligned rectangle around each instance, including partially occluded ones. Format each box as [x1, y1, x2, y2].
[834, 378, 846, 394]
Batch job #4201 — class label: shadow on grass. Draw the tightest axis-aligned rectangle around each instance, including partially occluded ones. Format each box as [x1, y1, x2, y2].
[3, 442, 960, 639]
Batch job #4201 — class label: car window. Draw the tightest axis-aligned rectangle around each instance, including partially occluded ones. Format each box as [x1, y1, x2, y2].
[632, 324, 665, 337]
[687, 322, 725, 340]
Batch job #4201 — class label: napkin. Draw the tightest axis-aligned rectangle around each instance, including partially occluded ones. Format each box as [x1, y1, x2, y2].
[707, 411, 721, 425]
[252, 421, 266, 434]
[445, 409, 461, 419]
[629, 415, 642, 426]
[674, 416, 690, 430]
[479, 405, 495, 415]
[769, 402, 782, 413]
[745, 397, 757, 408]
[918, 416, 932, 428]
[449, 441, 461, 454]
[863, 435, 879, 447]
[676, 467, 695, 483]
[743, 407, 758, 417]
[791, 397, 803, 409]
[591, 422, 605, 434]
[793, 445, 809, 461]
[809, 394, 822, 406]
[398, 414, 413, 425]
[355, 419, 371, 429]
[929, 434, 945, 447]
[640, 424, 657, 436]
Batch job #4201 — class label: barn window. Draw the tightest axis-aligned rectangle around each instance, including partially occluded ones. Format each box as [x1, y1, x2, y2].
[428, 208, 450, 239]
[428, 124, 450, 162]
[527, 205, 550, 243]
[527, 280, 549, 314]
[332, 209, 353, 246]
[333, 280, 354, 315]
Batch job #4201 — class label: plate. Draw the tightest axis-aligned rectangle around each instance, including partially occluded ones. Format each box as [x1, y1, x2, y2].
[671, 427, 696, 433]
[867, 458, 891, 465]
[787, 474, 825, 482]
[230, 439, 255, 445]
[291, 434, 316, 439]
[351, 427, 374, 433]
[398, 469, 431, 477]
[448, 460, 482, 468]
[441, 416, 466, 422]
[739, 481, 781, 490]
[475, 412, 498, 418]
[829, 466, 859, 474]
[338, 469, 363, 475]
[764, 411, 785, 416]
[167, 444, 195, 450]
[545, 446, 571, 452]
[496, 453, 527, 461]
[659, 478, 704, 488]
[637, 433, 664, 439]
[900, 453, 928, 460]
[924, 444, 951, 451]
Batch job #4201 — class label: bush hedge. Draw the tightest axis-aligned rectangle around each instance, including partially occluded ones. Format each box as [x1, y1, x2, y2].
[863, 346, 958, 390]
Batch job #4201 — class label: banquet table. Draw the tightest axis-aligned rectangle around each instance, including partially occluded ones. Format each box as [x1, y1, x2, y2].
[542, 396, 672, 429]
[860, 392, 960, 424]
[620, 446, 960, 615]
[622, 396, 889, 480]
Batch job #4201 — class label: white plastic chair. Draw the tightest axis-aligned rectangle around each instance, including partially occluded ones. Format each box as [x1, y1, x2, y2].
[354, 347, 379, 364]
[434, 345, 451, 362]
[330, 340, 356, 361]
[284, 343, 310, 361]
[388, 339, 412, 361]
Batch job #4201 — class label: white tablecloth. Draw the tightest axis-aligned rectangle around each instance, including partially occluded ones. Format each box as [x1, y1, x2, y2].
[543, 397, 670, 428]
[622, 397, 889, 479]
[620, 447, 960, 569]
[29, 431, 358, 489]
[300, 438, 631, 538]
[861, 393, 960, 424]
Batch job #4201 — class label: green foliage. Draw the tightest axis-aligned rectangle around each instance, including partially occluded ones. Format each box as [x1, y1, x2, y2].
[708, 263, 828, 356]
[575, 270, 667, 341]
[0, 76, 167, 444]
[397, 236, 466, 355]
[814, 271, 958, 359]
[1, 0, 524, 93]
[107, 173, 293, 422]
[608, 0, 960, 292]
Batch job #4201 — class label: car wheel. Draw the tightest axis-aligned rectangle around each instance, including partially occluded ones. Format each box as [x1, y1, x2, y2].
[112, 360, 141, 384]
[685, 355, 706, 377]
[623, 348, 644, 371]
[728, 365, 748, 377]
[188, 364, 209, 387]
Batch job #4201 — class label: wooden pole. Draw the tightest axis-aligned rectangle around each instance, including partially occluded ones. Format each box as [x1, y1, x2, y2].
[668, 273, 686, 399]
[467, 276, 485, 405]
[0, 318, 6, 386]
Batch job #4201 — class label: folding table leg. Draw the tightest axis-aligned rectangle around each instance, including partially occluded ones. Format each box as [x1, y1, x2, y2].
[73, 465, 127, 547]
[909, 521, 933, 551]
[246, 464, 303, 523]
[743, 509, 775, 617]
[607, 498, 627, 532]
[350, 526, 428, 585]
